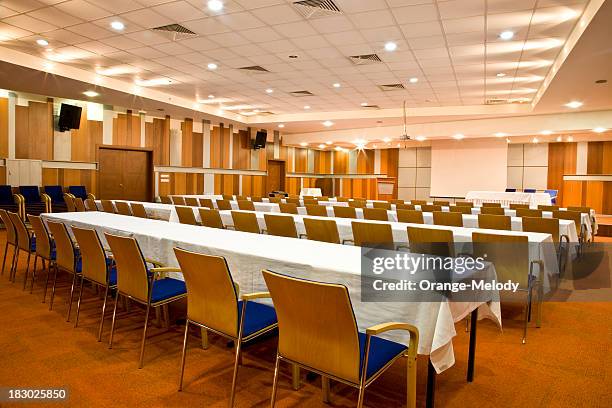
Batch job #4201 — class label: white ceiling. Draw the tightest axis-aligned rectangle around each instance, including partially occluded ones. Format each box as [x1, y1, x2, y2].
[0, 0, 591, 119]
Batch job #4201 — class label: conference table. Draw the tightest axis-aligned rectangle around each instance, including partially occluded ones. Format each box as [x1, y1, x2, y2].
[465, 191, 553, 206]
[41, 211, 503, 407]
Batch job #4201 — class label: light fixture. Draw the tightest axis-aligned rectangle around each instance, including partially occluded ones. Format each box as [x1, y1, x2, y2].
[299, 142, 308, 147]
[532, 137, 539, 143]
[207, 63, 218, 70]
[409, 77, 418, 83]
[83, 91, 99, 97]
[325, 141, 332, 145]
[361, 102, 368, 107]
[110, 21, 125, 31]
[43, 61, 54, 70]
[499, 31, 514, 40]
[207, 0, 223, 11]
[208, 94, 214, 98]
[382, 137, 391, 142]
[540, 130, 553, 135]
[494, 132, 507, 137]
[253, 109, 260, 113]
[135, 78, 172, 86]
[416, 135, 426, 141]
[36, 39, 49, 46]
[318, 144, 326, 149]
[323, 120, 334, 127]
[332, 83, 341, 88]
[304, 105, 310, 109]
[384, 41, 397, 52]
[593, 127, 607, 133]
[564, 100, 583, 109]
[453, 133, 465, 140]
[556, 136, 563, 142]
[265, 88, 274, 94]
[567, 136, 574, 142]
[335, 146, 345, 152]
[278, 124, 285, 128]
[496, 73, 506, 77]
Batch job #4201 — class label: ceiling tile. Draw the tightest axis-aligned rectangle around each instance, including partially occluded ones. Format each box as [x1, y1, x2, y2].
[349, 10, 396, 29]
[442, 16, 485, 34]
[151, 1, 208, 22]
[182, 17, 231, 35]
[3, 14, 58, 33]
[392, 4, 438, 24]
[55, 0, 112, 20]
[438, 0, 485, 19]
[27, 6, 84, 27]
[308, 16, 355, 34]
[216, 12, 266, 30]
[250, 4, 302, 24]
[238, 26, 281, 43]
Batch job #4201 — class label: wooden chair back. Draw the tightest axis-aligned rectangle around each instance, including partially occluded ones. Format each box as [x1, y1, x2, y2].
[216, 199, 233, 211]
[407, 226, 455, 257]
[351, 222, 394, 249]
[131, 203, 148, 218]
[509, 203, 530, 210]
[516, 208, 542, 218]
[27, 215, 52, 259]
[159, 196, 172, 204]
[199, 198, 215, 209]
[481, 202, 502, 207]
[433, 211, 463, 227]
[176, 206, 198, 225]
[84, 198, 97, 211]
[363, 208, 388, 221]
[9, 212, 32, 252]
[303, 218, 340, 244]
[521, 216, 560, 242]
[480, 206, 505, 215]
[231, 211, 260, 233]
[421, 204, 442, 212]
[237, 200, 255, 211]
[279, 203, 298, 214]
[372, 202, 391, 210]
[333, 206, 357, 219]
[433, 200, 449, 206]
[74, 198, 86, 212]
[0, 209, 16, 245]
[100, 200, 115, 213]
[472, 232, 530, 288]
[199, 208, 224, 229]
[305, 204, 327, 217]
[185, 197, 199, 207]
[478, 214, 512, 230]
[72, 226, 108, 285]
[104, 233, 149, 302]
[264, 214, 298, 238]
[396, 209, 424, 224]
[171, 196, 186, 205]
[449, 206, 472, 214]
[115, 201, 132, 216]
[64, 194, 76, 212]
[46, 221, 76, 273]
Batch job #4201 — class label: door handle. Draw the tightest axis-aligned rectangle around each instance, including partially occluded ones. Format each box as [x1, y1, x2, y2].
[119, 184, 124, 188]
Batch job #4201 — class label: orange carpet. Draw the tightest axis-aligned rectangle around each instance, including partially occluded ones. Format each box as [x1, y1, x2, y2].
[0, 231, 611, 408]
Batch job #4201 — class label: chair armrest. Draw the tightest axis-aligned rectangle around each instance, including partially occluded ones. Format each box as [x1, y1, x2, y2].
[366, 322, 419, 337]
[145, 258, 164, 267]
[87, 193, 96, 200]
[342, 239, 354, 245]
[150, 267, 182, 273]
[241, 291, 271, 301]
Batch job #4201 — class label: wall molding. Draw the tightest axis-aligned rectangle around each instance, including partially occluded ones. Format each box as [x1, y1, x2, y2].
[154, 165, 266, 176]
[287, 172, 385, 179]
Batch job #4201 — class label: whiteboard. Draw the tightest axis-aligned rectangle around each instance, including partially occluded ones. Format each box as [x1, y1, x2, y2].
[430, 139, 508, 197]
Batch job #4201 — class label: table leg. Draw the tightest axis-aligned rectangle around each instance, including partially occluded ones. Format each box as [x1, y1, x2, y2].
[426, 359, 436, 408]
[467, 308, 478, 382]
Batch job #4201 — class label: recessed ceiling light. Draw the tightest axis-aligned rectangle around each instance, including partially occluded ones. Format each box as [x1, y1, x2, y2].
[556, 136, 563, 142]
[416, 135, 426, 141]
[332, 83, 341, 88]
[110, 21, 125, 31]
[278, 124, 285, 128]
[496, 72, 506, 77]
[208, 94, 214, 98]
[567, 136, 574, 142]
[384, 41, 397, 52]
[43, 61, 54, 70]
[300, 142, 308, 147]
[207, 62, 218, 70]
[409, 77, 418, 83]
[207, 0, 223, 11]
[335, 146, 345, 152]
[361, 102, 368, 107]
[83, 91, 99, 97]
[323, 120, 334, 127]
[318, 144, 326, 149]
[494, 132, 507, 137]
[453, 133, 465, 140]
[593, 127, 607, 133]
[532, 137, 539, 144]
[499, 31, 514, 40]
[382, 137, 391, 142]
[564, 100, 583, 109]
[36, 39, 49, 46]
[540, 130, 553, 135]
[265, 88, 274, 94]
[325, 141, 332, 145]
[288, 55, 298, 59]
[304, 105, 310, 109]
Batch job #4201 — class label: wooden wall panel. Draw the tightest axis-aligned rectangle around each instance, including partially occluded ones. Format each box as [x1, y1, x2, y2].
[15, 101, 53, 160]
[548, 142, 577, 207]
[233, 130, 251, 170]
[333, 150, 348, 174]
[112, 112, 140, 147]
[71, 108, 103, 162]
[146, 117, 170, 166]
[181, 119, 193, 167]
[0, 98, 8, 158]
[587, 141, 612, 174]
[0, 166, 6, 185]
[42, 168, 97, 196]
[294, 148, 308, 173]
[379, 148, 399, 198]
[15, 105, 28, 159]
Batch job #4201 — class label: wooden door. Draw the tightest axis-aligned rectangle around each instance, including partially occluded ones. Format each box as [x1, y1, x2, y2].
[98, 147, 152, 201]
[266, 160, 285, 193]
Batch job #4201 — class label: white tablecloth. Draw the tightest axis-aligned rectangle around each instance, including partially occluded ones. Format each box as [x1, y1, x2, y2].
[465, 191, 552, 206]
[300, 188, 322, 197]
[41, 212, 502, 374]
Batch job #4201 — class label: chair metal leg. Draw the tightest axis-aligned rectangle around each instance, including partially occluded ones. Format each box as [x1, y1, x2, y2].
[10, 248, 19, 282]
[66, 272, 79, 322]
[270, 354, 280, 407]
[97, 285, 110, 342]
[108, 291, 120, 349]
[322, 376, 330, 403]
[42, 260, 51, 303]
[1, 242, 8, 275]
[201, 328, 209, 349]
[356, 385, 366, 408]
[22, 251, 31, 290]
[229, 338, 243, 407]
[29, 255, 39, 293]
[292, 364, 300, 390]
[178, 320, 190, 391]
[522, 286, 533, 344]
[138, 303, 151, 369]
[74, 275, 85, 328]
[49, 264, 60, 311]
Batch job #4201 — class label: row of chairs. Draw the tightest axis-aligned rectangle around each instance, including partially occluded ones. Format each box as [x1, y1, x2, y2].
[3, 211, 420, 407]
[0, 185, 94, 218]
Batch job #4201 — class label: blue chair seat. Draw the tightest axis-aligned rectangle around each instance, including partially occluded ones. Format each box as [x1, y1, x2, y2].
[505, 188, 516, 192]
[151, 278, 186, 303]
[68, 186, 88, 200]
[238, 301, 277, 338]
[108, 265, 117, 286]
[0, 185, 13, 205]
[359, 333, 407, 379]
[44, 186, 64, 203]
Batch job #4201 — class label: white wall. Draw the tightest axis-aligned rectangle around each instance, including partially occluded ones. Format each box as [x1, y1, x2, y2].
[397, 147, 432, 200]
[507, 143, 549, 190]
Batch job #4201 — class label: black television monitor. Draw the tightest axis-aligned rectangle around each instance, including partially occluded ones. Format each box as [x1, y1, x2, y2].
[254, 130, 267, 149]
[58, 103, 82, 132]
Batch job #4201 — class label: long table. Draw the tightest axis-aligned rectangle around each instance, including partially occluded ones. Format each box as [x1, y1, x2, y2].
[41, 211, 501, 376]
[465, 191, 552, 206]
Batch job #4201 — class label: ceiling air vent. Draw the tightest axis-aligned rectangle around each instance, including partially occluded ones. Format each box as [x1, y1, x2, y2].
[349, 54, 382, 65]
[292, 0, 342, 19]
[378, 83, 406, 91]
[152, 24, 197, 40]
[290, 90, 314, 97]
[486, 98, 507, 105]
[239, 65, 270, 73]
[361, 104, 380, 109]
[257, 111, 275, 116]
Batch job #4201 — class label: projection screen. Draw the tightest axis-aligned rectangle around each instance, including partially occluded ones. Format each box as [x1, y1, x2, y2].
[430, 138, 508, 198]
